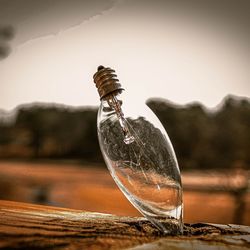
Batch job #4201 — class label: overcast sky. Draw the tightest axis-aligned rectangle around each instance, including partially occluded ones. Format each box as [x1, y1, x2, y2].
[0, 0, 249, 110]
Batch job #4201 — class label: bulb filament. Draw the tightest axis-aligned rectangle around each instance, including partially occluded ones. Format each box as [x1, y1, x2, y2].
[107, 95, 135, 144]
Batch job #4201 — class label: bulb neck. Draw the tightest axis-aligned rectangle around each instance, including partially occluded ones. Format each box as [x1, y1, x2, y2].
[93, 66, 124, 99]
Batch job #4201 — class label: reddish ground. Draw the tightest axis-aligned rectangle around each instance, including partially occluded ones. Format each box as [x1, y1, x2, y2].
[0, 161, 249, 225]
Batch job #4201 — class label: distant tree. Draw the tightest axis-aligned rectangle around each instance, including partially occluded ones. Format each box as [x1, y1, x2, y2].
[213, 97, 250, 168]
[16, 107, 46, 157]
[147, 96, 250, 170]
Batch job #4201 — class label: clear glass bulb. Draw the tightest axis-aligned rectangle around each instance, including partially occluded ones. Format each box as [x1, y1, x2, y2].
[97, 91, 183, 235]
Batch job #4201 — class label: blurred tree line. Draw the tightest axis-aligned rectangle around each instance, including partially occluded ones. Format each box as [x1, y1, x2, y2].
[148, 96, 250, 170]
[0, 95, 249, 170]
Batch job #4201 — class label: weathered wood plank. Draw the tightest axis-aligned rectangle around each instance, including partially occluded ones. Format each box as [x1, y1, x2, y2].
[0, 200, 249, 249]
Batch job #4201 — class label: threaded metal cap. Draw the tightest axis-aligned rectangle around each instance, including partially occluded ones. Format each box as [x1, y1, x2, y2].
[93, 66, 124, 99]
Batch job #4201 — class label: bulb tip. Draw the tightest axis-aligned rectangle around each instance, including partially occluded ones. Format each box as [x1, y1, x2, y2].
[97, 65, 105, 71]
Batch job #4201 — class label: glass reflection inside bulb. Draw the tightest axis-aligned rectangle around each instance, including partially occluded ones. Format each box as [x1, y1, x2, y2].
[98, 93, 183, 235]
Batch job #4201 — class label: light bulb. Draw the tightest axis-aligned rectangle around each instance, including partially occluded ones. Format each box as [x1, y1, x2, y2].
[93, 66, 183, 235]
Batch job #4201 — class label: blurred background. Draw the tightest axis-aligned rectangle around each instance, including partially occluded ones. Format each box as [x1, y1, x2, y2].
[0, 0, 249, 225]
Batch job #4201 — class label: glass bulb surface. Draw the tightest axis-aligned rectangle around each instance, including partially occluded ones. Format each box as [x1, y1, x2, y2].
[97, 93, 183, 235]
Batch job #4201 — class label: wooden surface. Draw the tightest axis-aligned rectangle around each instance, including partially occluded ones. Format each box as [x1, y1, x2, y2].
[0, 200, 249, 250]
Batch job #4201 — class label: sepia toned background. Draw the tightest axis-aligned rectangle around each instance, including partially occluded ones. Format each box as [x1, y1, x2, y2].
[0, 0, 249, 226]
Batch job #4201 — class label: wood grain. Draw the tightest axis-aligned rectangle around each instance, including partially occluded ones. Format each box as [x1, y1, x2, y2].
[0, 200, 249, 250]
